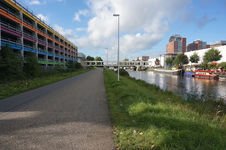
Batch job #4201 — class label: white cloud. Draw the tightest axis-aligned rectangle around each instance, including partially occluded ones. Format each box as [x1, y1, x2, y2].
[76, 28, 87, 31]
[36, 14, 50, 23]
[27, 0, 46, 5]
[74, 10, 89, 21]
[53, 24, 77, 42]
[49, 0, 193, 60]
[74, 0, 192, 56]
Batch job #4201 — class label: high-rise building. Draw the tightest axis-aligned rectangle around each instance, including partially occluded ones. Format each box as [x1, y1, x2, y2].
[166, 34, 186, 53]
[186, 40, 210, 52]
[0, 0, 77, 70]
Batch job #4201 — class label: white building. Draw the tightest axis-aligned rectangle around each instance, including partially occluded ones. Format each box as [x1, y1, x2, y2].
[148, 46, 226, 67]
[185, 45, 226, 65]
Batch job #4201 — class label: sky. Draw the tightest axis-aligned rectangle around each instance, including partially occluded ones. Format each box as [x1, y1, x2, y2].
[18, 0, 226, 61]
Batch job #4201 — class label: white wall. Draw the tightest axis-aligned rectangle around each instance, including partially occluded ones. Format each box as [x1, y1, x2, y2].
[184, 46, 226, 65]
[147, 45, 226, 67]
[148, 57, 160, 67]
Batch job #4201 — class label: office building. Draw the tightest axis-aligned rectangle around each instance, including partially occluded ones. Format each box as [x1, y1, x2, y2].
[186, 40, 210, 52]
[166, 34, 186, 53]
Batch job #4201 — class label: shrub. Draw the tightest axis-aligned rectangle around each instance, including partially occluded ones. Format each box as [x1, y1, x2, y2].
[0, 45, 23, 81]
[74, 62, 83, 69]
[115, 69, 129, 76]
[24, 51, 40, 77]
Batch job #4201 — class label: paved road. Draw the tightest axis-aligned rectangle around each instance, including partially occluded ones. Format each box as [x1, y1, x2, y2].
[0, 68, 115, 150]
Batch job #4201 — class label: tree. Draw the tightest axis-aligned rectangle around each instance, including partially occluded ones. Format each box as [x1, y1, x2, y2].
[165, 57, 173, 66]
[67, 60, 74, 69]
[74, 62, 83, 69]
[190, 52, 200, 65]
[155, 58, 160, 65]
[217, 62, 226, 70]
[173, 52, 189, 66]
[124, 58, 129, 61]
[86, 55, 94, 61]
[203, 47, 222, 63]
[94, 56, 103, 65]
[0, 45, 22, 81]
[25, 51, 40, 77]
[94, 56, 103, 61]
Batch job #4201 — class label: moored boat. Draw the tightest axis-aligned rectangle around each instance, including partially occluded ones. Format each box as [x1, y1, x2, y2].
[184, 72, 194, 77]
[192, 70, 219, 80]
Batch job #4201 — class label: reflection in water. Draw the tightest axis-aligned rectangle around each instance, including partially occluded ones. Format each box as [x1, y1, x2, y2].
[128, 71, 226, 99]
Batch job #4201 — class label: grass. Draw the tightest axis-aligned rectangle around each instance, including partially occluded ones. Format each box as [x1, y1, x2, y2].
[0, 68, 94, 99]
[104, 69, 226, 150]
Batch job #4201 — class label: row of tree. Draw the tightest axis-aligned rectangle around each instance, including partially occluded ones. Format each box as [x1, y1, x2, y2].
[0, 45, 82, 82]
[86, 56, 103, 61]
[165, 47, 223, 69]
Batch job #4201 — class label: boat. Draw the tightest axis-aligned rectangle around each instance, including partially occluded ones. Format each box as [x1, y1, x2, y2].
[184, 72, 194, 77]
[192, 70, 219, 79]
[153, 69, 180, 75]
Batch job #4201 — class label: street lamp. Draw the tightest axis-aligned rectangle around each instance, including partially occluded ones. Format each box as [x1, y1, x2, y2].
[113, 14, 120, 81]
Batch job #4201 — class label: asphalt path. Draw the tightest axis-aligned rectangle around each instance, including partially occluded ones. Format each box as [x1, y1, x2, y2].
[0, 68, 115, 150]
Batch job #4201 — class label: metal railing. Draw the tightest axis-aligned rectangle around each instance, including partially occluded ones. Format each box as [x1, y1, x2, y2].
[0, 3, 21, 19]
[23, 18, 33, 27]
[24, 43, 33, 49]
[38, 47, 45, 51]
[48, 51, 54, 54]
[1, 36, 21, 45]
[38, 38, 46, 43]
[47, 33, 53, 38]
[37, 27, 45, 33]
[48, 43, 53, 46]
[24, 31, 36, 39]
[1, 20, 21, 32]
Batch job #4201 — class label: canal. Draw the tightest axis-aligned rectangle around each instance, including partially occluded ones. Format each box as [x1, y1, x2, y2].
[128, 71, 226, 100]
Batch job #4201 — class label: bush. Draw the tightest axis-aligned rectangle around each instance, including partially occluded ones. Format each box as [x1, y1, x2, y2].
[74, 62, 83, 69]
[115, 69, 129, 76]
[24, 51, 40, 77]
[0, 45, 23, 81]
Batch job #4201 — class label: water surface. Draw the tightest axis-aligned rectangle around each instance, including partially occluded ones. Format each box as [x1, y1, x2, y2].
[128, 71, 226, 99]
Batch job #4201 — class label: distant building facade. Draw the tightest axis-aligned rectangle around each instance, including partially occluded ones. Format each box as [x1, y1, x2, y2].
[186, 40, 210, 52]
[137, 56, 149, 61]
[166, 34, 186, 53]
[77, 53, 86, 64]
[210, 41, 226, 47]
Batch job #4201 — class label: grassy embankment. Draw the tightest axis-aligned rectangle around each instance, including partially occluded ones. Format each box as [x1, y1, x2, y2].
[104, 69, 226, 150]
[0, 68, 94, 99]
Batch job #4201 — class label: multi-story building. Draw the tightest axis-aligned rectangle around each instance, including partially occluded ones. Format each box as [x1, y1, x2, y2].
[0, 0, 77, 70]
[137, 56, 149, 61]
[186, 40, 210, 52]
[166, 34, 186, 53]
[210, 41, 226, 47]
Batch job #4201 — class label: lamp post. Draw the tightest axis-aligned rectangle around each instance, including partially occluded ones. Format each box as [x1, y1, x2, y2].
[106, 48, 108, 71]
[113, 14, 120, 81]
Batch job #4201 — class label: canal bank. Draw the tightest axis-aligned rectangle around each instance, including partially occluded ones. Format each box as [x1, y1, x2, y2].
[104, 69, 226, 149]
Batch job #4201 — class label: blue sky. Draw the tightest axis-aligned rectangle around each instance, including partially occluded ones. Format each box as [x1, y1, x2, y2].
[19, 0, 226, 61]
